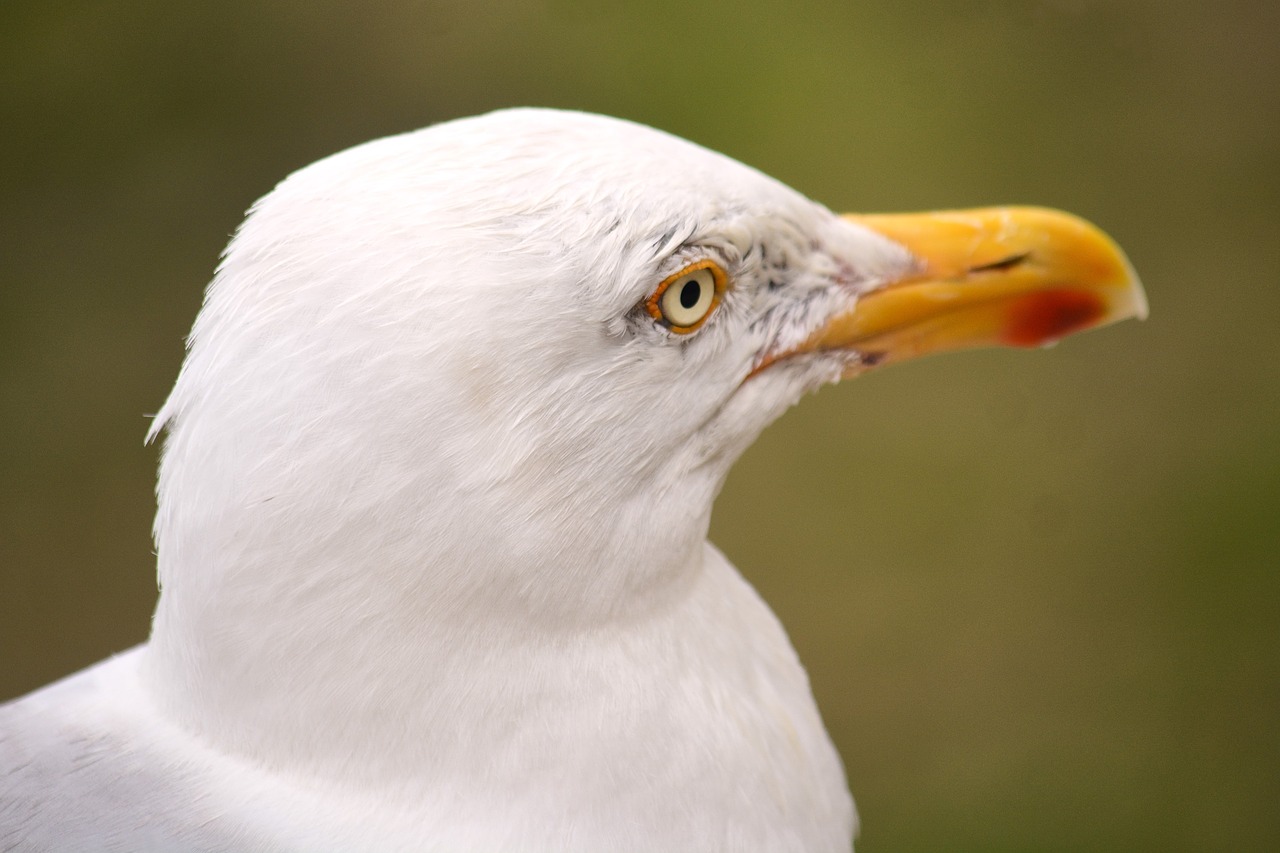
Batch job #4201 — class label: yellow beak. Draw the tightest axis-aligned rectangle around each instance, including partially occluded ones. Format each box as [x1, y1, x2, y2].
[798, 207, 1146, 376]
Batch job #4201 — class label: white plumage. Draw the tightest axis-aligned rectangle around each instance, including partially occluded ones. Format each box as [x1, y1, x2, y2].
[0, 108, 1143, 851]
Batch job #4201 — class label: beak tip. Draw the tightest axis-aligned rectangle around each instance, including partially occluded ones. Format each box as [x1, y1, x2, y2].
[1108, 244, 1148, 323]
[1128, 271, 1151, 323]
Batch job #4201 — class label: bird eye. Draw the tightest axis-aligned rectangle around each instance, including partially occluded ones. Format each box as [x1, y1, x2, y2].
[646, 261, 727, 333]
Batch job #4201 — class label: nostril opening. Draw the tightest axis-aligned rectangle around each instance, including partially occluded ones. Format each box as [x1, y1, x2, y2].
[969, 251, 1031, 273]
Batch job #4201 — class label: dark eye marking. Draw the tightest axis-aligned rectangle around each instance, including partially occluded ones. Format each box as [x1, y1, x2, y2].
[653, 225, 680, 251]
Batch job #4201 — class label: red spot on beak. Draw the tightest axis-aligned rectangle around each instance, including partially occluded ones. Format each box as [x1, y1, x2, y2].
[1002, 289, 1106, 347]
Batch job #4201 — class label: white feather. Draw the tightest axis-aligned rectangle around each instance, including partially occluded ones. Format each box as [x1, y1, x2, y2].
[2, 108, 915, 851]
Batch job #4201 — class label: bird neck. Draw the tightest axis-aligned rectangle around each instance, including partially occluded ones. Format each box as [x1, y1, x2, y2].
[141, 308, 736, 785]
[142, 537, 731, 789]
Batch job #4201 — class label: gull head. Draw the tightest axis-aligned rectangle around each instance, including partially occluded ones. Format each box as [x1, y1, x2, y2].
[142, 109, 1144, 780]
[149, 110, 906, 628]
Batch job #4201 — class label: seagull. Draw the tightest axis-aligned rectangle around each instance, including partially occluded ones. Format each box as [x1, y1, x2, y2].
[0, 108, 1145, 852]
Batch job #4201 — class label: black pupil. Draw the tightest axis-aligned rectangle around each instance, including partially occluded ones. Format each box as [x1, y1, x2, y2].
[679, 278, 702, 310]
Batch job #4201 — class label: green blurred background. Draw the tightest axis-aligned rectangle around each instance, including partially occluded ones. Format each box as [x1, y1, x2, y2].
[2, 1, 1276, 850]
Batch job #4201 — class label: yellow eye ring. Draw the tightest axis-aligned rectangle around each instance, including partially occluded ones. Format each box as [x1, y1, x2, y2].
[645, 260, 728, 334]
